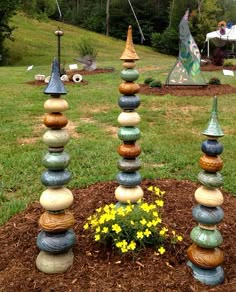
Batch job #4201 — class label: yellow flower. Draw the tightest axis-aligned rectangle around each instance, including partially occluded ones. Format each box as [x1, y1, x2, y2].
[159, 227, 168, 236]
[126, 200, 131, 204]
[140, 218, 147, 225]
[136, 231, 144, 239]
[144, 229, 151, 237]
[172, 230, 176, 236]
[137, 198, 142, 204]
[94, 234, 100, 241]
[158, 246, 166, 254]
[125, 205, 132, 213]
[130, 220, 135, 225]
[177, 235, 183, 241]
[112, 224, 122, 234]
[117, 208, 125, 216]
[103, 205, 110, 213]
[96, 207, 102, 213]
[140, 203, 150, 212]
[147, 221, 153, 228]
[128, 241, 136, 251]
[83, 223, 89, 230]
[152, 211, 159, 217]
[155, 200, 164, 207]
[109, 203, 115, 209]
[95, 226, 101, 233]
[102, 227, 109, 233]
[91, 219, 99, 227]
[121, 247, 128, 253]
[116, 241, 123, 248]
[148, 186, 154, 191]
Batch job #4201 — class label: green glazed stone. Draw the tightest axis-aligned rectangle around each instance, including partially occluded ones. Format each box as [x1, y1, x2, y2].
[198, 171, 223, 188]
[190, 226, 223, 249]
[187, 261, 224, 286]
[117, 158, 141, 172]
[120, 69, 139, 82]
[37, 229, 76, 254]
[201, 140, 223, 156]
[41, 169, 71, 188]
[192, 205, 224, 225]
[42, 151, 71, 170]
[118, 95, 140, 110]
[116, 171, 142, 187]
[118, 127, 141, 142]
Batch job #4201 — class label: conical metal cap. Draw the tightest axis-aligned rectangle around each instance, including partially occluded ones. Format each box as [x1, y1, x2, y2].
[44, 58, 67, 95]
[202, 96, 224, 137]
[120, 25, 139, 61]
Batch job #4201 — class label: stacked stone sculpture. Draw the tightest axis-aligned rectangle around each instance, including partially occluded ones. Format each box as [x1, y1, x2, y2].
[36, 59, 76, 274]
[187, 96, 225, 286]
[115, 26, 143, 205]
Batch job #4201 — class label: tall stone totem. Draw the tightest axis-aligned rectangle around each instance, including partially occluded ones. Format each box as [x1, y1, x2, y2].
[115, 26, 143, 205]
[187, 96, 225, 285]
[36, 59, 76, 273]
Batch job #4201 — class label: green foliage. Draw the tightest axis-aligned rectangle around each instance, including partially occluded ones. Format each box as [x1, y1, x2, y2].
[149, 80, 162, 88]
[152, 28, 179, 55]
[83, 186, 183, 254]
[19, 0, 56, 20]
[208, 76, 221, 85]
[223, 60, 233, 67]
[76, 37, 98, 59]
[144, 77, 155, 84]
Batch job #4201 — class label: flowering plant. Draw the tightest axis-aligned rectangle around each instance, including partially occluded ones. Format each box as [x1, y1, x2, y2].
[83, 186, 183, 254]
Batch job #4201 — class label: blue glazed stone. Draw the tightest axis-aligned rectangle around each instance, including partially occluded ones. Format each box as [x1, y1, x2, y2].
[192, 205, 224, 225]
[117, 158, 141, 172]
[190, 226, 223, 248]
[201, 140, 223, 156]
[41, 169, 71, 187]
[118, 127, 141, 142]
[120, 69, 139, 82]
[118, 95, 140, 110]
[187, 261, 224, 286]
[116, 171, 142, 187]
[42, 151, 71, 170]
[198, 171, 223, 188]
[36, 229, 76, 254]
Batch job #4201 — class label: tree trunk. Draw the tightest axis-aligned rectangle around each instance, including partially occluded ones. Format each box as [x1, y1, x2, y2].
[106, 0, 110, 36]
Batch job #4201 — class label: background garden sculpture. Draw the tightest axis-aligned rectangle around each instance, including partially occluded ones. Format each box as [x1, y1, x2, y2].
[166, 9, 206, 86]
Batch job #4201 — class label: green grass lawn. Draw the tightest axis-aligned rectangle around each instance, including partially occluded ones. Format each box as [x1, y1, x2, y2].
[0, 14, 235, 224]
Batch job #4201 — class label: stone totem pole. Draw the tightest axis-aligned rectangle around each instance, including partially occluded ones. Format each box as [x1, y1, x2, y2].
[36, 59, 76, 273]
[115, 26, 143, 205]
[187, 96, 225, 285]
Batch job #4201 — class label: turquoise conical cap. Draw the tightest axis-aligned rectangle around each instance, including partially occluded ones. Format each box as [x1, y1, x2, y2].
[202, 96, 224, 137]
[44, 58, 67, 95]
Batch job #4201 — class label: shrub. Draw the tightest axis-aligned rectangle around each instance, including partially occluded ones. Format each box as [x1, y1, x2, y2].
[149, 80, 162, 88]
[151, 28, 179, 56]
[208, 77, 221, 85]
[77, 37, 98, 59]
[144, 77, 155, 85]
[223, 61, 233, 67]
[212, 48, 224, 66]
[83, 186, 183, 254]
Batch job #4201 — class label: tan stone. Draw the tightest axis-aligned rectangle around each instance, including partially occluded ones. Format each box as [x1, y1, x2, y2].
[118, 112, 141, 126]
[115, 185, 143, 203]
[194, 185, 224, 207]
[44, 98, 69, 113]
[39, 211, 75, 232]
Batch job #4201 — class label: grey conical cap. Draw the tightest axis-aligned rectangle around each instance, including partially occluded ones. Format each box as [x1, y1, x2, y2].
[202, 96, 224, 137]
[44, 58, 67, 95]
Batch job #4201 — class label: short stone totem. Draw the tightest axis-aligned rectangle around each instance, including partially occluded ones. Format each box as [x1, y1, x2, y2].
[115, 26, 143, 205]
[187, 96, 225, 285]
[36, 58, 76, 273]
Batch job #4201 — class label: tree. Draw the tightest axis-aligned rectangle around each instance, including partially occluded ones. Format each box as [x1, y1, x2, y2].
[0, 0, 20, 64]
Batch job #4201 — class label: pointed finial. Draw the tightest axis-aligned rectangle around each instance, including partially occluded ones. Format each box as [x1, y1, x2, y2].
[44, 58, 67, 95]
[202, 96, 224, 137]
[120, 25, 139, 61]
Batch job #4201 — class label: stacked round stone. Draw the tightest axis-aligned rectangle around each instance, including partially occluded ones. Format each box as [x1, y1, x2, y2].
[187, 97, 225, 286]
[36, 59, 76, 274]
[115, 26, 143, 205]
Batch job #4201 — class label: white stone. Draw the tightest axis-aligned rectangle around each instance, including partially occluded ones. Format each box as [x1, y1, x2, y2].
[44, 98, 69, 113]
[40, 187, 74, 211]
[115, 185, 143, 203]
[36, 250, 74, 274]
[118, 112, 141, 126]
[43, 129, 70, 148]
[194, 185, 224, 207]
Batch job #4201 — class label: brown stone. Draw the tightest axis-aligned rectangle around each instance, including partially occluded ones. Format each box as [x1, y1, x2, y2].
[199, 154, 223, 172]
[39, 211, 75, 232]
[118, 143, 141, 158]
[43, 113, 68, 129]
[119, 82, 140, 95]
[187, 244, 224, 269]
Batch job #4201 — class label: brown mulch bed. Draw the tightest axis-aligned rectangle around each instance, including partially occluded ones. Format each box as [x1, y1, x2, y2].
[0, 179, 235, 291]
[139, 84, 236, 96]
[201, 64, 236, 72]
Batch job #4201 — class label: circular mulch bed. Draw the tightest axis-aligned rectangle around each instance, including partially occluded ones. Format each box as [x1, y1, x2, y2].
[0, 179, 235, 291]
